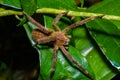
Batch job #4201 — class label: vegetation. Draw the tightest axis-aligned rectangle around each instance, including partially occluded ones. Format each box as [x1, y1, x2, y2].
[0, 0, 120, 80]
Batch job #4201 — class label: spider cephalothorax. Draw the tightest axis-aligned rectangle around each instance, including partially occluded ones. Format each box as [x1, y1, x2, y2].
[23, 11, 103, 80]
[52, 31, 70, 46]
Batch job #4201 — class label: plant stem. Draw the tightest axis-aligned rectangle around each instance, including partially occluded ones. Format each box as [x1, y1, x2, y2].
[1, 8, 120, 21]
[36, 8, 120, 21]
[0, 8, 23, 16]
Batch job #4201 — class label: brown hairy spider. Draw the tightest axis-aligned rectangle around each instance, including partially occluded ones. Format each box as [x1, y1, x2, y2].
[23, 11, 103, 80]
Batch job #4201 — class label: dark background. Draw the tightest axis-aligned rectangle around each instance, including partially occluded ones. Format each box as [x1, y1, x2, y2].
[0, 15, 39, 80]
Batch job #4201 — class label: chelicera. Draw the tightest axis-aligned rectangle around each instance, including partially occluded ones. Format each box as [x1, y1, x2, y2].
[23, 11, 103, 80]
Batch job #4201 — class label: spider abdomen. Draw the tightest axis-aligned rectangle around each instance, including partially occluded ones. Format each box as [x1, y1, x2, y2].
[32, 29, 48, 41]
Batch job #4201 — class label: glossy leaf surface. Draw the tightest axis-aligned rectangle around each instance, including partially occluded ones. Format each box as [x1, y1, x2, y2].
[87, 0, 120, 70]
[37, 0, 78, 11]
[88, 0, 120, 16]
[0, 0, 21, 9]
[21, 0, 37, 15]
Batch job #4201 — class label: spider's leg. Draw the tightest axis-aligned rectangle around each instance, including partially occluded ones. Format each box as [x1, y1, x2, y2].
[49, 45, 58, 80]
[62, 15, 104, 33]
[33, 35, 55, 44]
[60, 46, 93, 80]
[52, 11, 69, 31]
[23, 11, 52, 34]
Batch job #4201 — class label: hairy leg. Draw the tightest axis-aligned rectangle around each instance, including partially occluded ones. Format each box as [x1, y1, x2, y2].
[23, 11, 52, 34]
[52, 11, 69, 31]
[60, 46, 93, 80]
[63, 15, 104, 33]
[34, 35, 55, 44]
[49, 46, 58, 80]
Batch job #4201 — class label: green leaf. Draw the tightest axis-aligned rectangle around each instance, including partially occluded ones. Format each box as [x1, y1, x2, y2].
[68, 46, 94, 79]
[86, 19, 120, 69]
[38, 46, 94, 80]
[87, 0, 120, 70]
[87, 0, 120, 16]
[110, 20, 120, 30]
[37, 0, 78, 11]
[21, 0, 37, 15]
[23, 23, 34, 45]
[86, 48, 117, 80]
[72, 22, 117, 80]
[0, 0, 21, 9]
[38, 48, 72, 80]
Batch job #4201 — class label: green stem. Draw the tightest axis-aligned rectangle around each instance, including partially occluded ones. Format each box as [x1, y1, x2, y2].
[36, 8, 120, 21]
[1, 8, 120, 21]
[0, 8, 23, 16]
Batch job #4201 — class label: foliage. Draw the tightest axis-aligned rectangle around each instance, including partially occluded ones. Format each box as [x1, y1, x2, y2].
[0, 0, 120, 80]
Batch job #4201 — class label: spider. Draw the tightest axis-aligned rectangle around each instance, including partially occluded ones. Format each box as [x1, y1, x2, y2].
[23, 11, 103, 80]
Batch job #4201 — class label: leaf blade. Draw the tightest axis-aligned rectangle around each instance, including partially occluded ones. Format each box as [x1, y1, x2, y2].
[86, 19, 120, 69]
[0, 0, 21, 9]
[37, 0, 78, 11]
